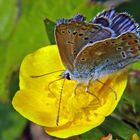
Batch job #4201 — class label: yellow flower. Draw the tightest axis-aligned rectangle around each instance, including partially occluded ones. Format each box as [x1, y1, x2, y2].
[12, 45, 127, 138]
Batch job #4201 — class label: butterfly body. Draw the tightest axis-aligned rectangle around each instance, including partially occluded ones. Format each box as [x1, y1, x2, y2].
[55, 10, 140, 85]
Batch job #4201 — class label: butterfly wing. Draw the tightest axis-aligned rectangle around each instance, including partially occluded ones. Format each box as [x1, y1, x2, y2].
[55, 19, 113, 72]
[73, 32, 140, 79]
[91, 9, 140, 36]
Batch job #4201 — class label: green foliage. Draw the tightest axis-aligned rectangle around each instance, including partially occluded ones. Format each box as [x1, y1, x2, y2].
[44, 18, 56, 44]
[81, 128, 104, 140]
[0, 104, 27, 140]
[100, 116, 140, 140]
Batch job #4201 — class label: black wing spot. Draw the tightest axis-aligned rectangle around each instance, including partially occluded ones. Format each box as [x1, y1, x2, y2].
[119, 63, 124, 68]
[116, 47, 123, 51]
[106, 59, 109, 63]
[121, 51, 127, 59]
[73, 49, 77, 55]
[128, 34, 132, 38]
[89, 40, 93, 43]
[134, 39, 138, 43]
[61, 30, 65, 34]
[81, 58, 86, 61]
[73, 32, 77, 35]
[84, 37, 89, 40]
[68, 30, 71, 33]
[79, 33, 84, 36]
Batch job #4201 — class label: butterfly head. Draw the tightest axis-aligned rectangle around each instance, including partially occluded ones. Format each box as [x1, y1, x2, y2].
[61, 70, 72, 80]
[61, 69, 95, 84]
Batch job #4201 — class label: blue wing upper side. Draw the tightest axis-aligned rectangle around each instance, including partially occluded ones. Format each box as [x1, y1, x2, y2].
[91, 9, 140, 36]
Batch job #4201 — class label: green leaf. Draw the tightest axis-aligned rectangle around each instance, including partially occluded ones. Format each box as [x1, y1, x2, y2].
[0, 0, 17, 41]
[44, 18, 56, 44]
[81, 128, 104, 140]
[100, 116, 140, 140]
[0, 0, 50, 101]
[0, 104, 27, 140]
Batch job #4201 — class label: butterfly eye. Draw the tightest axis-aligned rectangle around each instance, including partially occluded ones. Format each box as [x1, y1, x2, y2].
[66, 73, 71, 80]
[64, 72, 71, 80]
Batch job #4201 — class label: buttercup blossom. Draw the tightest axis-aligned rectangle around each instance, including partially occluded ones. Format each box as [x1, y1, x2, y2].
[12, 45, 127, 138]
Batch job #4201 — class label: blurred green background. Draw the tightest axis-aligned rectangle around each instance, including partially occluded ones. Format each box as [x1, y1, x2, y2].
[0, 0, 140, 140]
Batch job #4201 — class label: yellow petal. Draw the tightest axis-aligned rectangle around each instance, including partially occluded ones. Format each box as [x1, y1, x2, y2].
[19, 45, 65, 90]
[12, 45, 127, 138]
[44, 115, 104, 138]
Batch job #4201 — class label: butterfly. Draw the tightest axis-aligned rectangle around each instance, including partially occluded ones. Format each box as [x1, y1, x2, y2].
[31, 9, 140, 126]
[55, 9, 140, 99]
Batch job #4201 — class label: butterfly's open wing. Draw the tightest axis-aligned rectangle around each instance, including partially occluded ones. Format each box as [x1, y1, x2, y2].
[55, 17, 113, 72]
[74, 32, 140, 79]
[91, 9, 140, 36]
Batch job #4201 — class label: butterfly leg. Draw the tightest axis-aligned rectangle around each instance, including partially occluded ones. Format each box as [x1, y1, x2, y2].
[74, 82, 82, 95]
[85, 79, 101, 106]
[96, 79, 117, 100]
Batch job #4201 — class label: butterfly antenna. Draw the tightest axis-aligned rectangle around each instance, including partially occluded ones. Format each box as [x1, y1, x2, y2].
[96, 79, 117, 100]
[30, 70, 65, 78]
[48, 77, 64, 97]
[56, 78, 66, 126]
